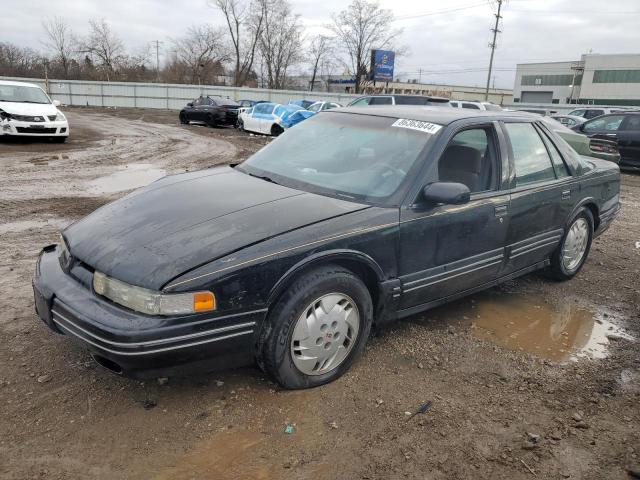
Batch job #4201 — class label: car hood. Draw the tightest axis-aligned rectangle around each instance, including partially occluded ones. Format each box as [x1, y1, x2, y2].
[65, 167, 369, 290]
[0, 101, 58, 116]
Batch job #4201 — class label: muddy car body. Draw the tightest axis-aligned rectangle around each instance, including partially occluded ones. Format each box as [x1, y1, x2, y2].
[33, 107, 620, 389]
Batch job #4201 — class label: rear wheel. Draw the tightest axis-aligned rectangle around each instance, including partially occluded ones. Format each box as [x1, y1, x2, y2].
[549, 208, 594, 280]
[257, 265, 373, 389]
[270, 124, 284, 136]
[206, 114, 216, 127]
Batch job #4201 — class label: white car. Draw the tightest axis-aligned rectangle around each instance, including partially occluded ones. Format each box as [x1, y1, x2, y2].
[307, 101, 342, 112]
[450, 100, 502, 111]
[238, 102, 314, 136]
[0, 80, 69, 142]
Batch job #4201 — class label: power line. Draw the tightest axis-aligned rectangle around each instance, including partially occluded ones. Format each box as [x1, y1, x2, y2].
[393, 2, 489, 21]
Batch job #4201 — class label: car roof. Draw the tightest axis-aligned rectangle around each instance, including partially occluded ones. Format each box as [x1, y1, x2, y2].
[335, 105, 540, 125]
[0, 79, 42, 88]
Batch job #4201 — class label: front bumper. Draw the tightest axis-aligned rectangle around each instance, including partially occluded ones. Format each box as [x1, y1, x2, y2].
[1, 119, 69, 137]
[33, 246, 266, 378]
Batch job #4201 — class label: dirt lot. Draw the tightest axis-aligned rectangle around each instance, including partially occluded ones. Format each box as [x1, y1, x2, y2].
[1, 107, 639, 480]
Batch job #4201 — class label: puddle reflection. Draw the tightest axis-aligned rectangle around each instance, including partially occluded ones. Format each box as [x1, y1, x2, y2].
[426, 291, 633, 361]
[88, 163, 166, 194]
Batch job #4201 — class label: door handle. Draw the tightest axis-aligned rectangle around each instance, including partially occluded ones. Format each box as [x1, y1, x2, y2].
[561, 189, 571, 200]
[494, 205, 508, 217]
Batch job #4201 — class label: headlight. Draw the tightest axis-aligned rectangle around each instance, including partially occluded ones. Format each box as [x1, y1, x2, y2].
[93, 271, 216, 316]
[55, 111, 66, 121]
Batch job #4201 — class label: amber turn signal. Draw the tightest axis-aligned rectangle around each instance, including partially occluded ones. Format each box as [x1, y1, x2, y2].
[193, 291, 216, 312]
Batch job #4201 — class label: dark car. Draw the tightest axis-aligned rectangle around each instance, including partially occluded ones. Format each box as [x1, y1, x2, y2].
[33, 108, 620, 389]
[179, 95, 240, 127]
[347, 94, 451, 107]
[572, 112, 640, 169]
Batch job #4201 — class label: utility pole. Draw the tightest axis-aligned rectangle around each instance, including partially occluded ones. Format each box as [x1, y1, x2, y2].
[152, 40, 163, 82]
[485, 0, 503, 101]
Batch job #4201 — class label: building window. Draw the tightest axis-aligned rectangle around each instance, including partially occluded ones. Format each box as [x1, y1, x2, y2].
[593, 69, 640, 83]
[521, 74, 578, 86]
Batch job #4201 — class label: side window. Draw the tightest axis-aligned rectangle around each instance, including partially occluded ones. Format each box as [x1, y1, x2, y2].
[569, 109, 585, 117]
[462, 103, 480, 109]
[450, 101, 459, 107]
[369, 96, 393, 105]
[585, 109, 604, 119]
[438, 127, 498, 193]
[254, 103, 270, 115]
[583, 115, 624, 132]
[539, 128, 570, 178]
[505, 123, 557, 186]
[194, 97, 204, 106]
[207, 98, 217, 106]
[308, 103, 322, 112]
[350, 97, 370, 106]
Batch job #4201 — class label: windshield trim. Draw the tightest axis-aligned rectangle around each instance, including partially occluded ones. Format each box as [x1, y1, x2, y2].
[236, 112, 441, 207]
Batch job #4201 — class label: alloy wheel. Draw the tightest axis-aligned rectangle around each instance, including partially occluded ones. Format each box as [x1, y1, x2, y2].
[290, 293, 360, 376]
[562, 217, 589, 271]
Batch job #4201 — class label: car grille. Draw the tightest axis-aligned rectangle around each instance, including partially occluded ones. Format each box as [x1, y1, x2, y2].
[11, 114, 46, 122]
[16, 127, 57, 134]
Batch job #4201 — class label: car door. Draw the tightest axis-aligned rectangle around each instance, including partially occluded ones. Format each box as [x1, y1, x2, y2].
[501, 120, 574, 274]
[616, 114, 640, 167]
[398, 122, 511, 311]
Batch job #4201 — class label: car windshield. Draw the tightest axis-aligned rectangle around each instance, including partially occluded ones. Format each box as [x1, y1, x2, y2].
[0, 84, 51, 104]
[238, 112, 440, 203]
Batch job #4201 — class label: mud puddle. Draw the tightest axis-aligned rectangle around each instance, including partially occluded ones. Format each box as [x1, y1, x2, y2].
[435, 291, 635, 361]
[88, 163, 166, 194]
[152, 430, 273, 480]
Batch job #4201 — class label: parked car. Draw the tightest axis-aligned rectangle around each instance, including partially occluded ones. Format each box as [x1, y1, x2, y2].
[567, 107, 633, 120]
[289, 99, 315, 109]
[34, 107, 620, 389]
[551, 114, 586, 128]
[537, 116, 620, 164]
[179, 96, 240, 127]
[515, 108, 558, 116]
[347, 94, 451, 107]
[0, 80, 69, 142]
[238, 99, 267, 109]
[307, 101, 342, 113]
[571, 112, 640, 169]
[238, 102, 314, 135]
[450, 100, 502, 111]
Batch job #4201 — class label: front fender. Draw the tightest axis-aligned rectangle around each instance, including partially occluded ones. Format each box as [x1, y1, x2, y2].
[266, 249, 386, 305]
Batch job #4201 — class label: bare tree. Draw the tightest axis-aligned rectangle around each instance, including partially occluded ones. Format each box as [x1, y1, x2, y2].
[210, 0, 266, 86]
[308, 35, 333, 91]
[0, 42, 45, 78]
[80, 19, 125, 80]
[172, 25, 229, 84]
[41, 17, 76, 79]
[330, 0, 401, 93]
[258, 0, 303, 89]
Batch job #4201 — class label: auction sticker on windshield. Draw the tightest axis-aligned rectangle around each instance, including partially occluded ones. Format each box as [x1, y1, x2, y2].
[391, 119, 442, 134]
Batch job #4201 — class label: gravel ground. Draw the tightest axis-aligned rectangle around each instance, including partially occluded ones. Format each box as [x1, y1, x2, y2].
[0, 107, 638, 480]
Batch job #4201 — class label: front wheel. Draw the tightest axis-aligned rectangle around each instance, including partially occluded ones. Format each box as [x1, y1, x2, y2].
[179, 112, 189, 125]
[257, 265, 373, 389]
[549, 208, 594, 280]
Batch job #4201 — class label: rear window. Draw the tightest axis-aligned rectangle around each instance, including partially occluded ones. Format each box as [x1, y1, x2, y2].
[395, 96, 429, 105]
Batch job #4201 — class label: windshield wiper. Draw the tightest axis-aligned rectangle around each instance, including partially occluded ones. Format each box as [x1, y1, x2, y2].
[246, 172, 280, 185]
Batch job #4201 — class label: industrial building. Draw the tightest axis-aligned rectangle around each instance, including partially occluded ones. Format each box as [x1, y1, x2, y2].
[513, 53, 640, 105]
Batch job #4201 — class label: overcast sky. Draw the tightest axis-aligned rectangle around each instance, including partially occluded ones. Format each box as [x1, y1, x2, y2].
[3, 0, 640, 89]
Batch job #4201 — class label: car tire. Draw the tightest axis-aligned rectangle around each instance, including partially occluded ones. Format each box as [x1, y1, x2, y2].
[206, 114, 216, 127]
[549, 208, 594, 281]
[257, 265, 373, 389]
[237, 119, 244, 131]
[270, 124, 284, 136]
[51, 137, 67, 143]
[179, 112, 189, 125]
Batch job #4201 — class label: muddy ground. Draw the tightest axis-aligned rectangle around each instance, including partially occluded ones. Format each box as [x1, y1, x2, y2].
[0, 107, 638, 480]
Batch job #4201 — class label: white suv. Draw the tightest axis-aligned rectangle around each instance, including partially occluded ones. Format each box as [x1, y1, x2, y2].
[0, 80, 69, 142]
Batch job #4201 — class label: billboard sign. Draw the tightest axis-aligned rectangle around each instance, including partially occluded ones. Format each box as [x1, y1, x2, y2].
[370, 49, 395, 82]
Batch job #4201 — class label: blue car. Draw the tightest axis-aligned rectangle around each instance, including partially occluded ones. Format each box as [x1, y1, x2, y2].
[238, 103, 314, 136]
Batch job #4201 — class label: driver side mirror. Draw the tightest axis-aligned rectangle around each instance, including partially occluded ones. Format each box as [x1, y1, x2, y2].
[422, 182, 470, 205]
[187, 102, 194, 107]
